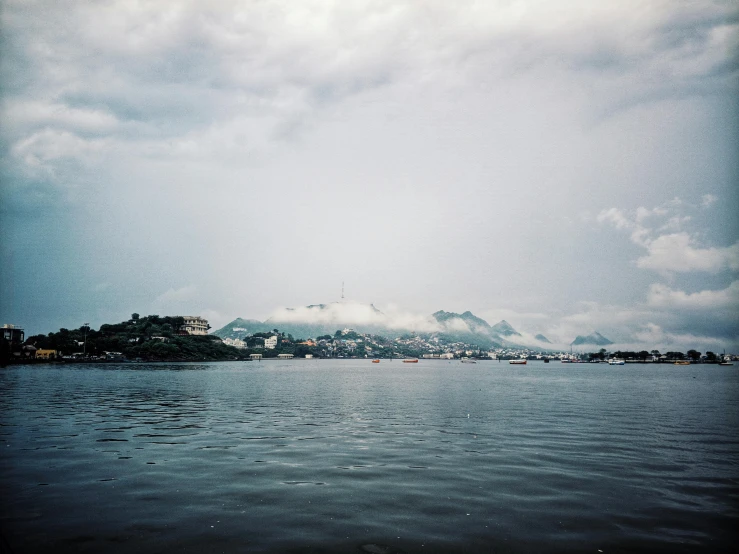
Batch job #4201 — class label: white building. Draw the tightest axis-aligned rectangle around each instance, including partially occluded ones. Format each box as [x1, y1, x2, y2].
[223, 338, 246, 349]
[179, 316, 209, 335]
[277, 353, 294, 359]
[264, 335, 278, 349]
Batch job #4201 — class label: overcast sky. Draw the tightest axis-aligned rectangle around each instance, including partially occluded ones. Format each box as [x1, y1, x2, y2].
[2, 0, 737, 351]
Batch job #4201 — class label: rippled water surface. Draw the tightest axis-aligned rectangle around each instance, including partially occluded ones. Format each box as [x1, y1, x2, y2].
[1, 360, 738, 553]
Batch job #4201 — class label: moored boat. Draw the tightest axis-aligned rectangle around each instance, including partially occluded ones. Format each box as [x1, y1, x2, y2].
[674, 360, 691, 365]
[403, 359, 418, 363]
[460, 357, 477, 363]
[509, 359, 527, 365]
[608, 359, 625, 365]
[372, 359, 380, 363]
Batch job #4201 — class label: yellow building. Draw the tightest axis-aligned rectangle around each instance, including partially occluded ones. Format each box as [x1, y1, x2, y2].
[35, 349, 58, 360]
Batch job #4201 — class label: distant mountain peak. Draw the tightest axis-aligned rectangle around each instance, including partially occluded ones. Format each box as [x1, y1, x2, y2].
[491, 320, 521, 337]
[432, 310, 491, 329]
[571, 331, 613, 346]
[535, 333, 552, 344]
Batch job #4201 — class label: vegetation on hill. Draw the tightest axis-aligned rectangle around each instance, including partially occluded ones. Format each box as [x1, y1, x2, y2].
[26, 314, 244, 361]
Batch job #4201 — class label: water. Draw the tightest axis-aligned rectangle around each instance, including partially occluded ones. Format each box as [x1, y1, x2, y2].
[1, 360, 737, 553]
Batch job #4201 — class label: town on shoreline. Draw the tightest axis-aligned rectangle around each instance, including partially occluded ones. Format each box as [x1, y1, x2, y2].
[2, 314, 735, 366]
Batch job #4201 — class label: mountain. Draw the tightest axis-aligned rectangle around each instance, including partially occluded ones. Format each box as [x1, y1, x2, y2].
[535, 334, 552, 344]
[431, 310, 506, 348]
[216, 305, 543, 351]
[432, 310, 492, 331]
[490, 320, 521, 337]
[212, 318, 270, 340]
[571, 331, 613, 346]
[263, 302, 392, 339]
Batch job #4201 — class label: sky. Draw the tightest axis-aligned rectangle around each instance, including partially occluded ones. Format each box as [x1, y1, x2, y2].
[1, 0, 738, 351]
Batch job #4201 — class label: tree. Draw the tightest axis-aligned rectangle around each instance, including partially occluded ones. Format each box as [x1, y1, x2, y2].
[706, 351, 717, 362]
[687, 349, 701, 362]
[131, 313, 140, 321]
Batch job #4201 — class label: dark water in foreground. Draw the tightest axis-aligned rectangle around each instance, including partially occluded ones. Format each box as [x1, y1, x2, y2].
[1, 360, 737, 553]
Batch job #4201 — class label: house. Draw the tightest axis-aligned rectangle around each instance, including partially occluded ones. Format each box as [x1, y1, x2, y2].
[264, 336, 278, 349]
[277, 353, 294, 359]
[250, 353, 263, 360]
[2, 324, 24, 344]
[178, 316, 209, 335]
[305, 354, 313, 359]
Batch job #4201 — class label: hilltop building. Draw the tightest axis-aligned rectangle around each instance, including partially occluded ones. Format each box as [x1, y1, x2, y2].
[178, 316, 209, 335]
[2, 324, 24, 344]
[264, 335, 278, 349]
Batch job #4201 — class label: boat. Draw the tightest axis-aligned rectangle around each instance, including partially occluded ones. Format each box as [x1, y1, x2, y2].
[372, 359, 380, 363]
[460, 357, 477, 363]
[719, 361, 733, 366]
[543, 358, 549, 363]
[674, 360, 691, 365]
[608, 359, 625, 365]
[403, 359, 418, 363]
[509, 359, 527, 365]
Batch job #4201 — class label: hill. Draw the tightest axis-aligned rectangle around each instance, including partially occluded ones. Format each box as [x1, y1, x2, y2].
[490, 320, 521, 337]
[213, 318, 270, 340]
[571, 331, 613, 346]
[26, 315, 244, 361]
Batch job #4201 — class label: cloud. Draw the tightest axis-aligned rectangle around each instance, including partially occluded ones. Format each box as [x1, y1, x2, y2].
[647, 281, 739, 310]
[636, 234, 739, 273]
[267, 301, 442, 333]
[701, 193, 718, 208]
[634, 323, 729, 352]
[598, 201, 739, 273]
[3, 0, 736, 175]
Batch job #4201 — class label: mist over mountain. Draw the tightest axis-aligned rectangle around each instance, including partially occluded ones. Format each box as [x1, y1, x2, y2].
[213, 302, 629, 352]
[491, 320, 522, 337]
[213, 303, 543, 350]
[571, 332, 614, 346]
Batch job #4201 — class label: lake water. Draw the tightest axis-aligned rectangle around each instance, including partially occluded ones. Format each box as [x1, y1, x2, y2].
[1, 360, 737, 553]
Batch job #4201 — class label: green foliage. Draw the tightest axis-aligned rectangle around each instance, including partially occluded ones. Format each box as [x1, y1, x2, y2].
[26, 315, 243, 362]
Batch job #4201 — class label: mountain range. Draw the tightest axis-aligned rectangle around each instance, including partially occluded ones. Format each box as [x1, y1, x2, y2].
[212, 302, 607, 350]
[571, 331, 614, 346]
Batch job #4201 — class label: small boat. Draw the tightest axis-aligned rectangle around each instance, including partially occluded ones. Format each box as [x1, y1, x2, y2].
[561, 359, 572, 363]
[608, 359, 625, 365]
[460, 357, 476, 363]
[372, 359, 380, 363]
[509, 359, 527, 365]
[543, 358, 549, 363]
[674, 360, 691, 365]
[719, 361, 733, 366]
[403, 359, 418, 363]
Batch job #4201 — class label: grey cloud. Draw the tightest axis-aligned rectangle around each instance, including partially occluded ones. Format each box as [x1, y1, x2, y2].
[1, 1, 737, 350]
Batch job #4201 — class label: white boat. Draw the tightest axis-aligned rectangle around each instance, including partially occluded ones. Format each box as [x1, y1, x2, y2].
[460, 357, 477, 363]
[608, 359, 625, 365]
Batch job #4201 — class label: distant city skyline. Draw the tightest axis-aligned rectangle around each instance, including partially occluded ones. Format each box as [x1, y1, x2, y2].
[1, 1, 737, 350]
